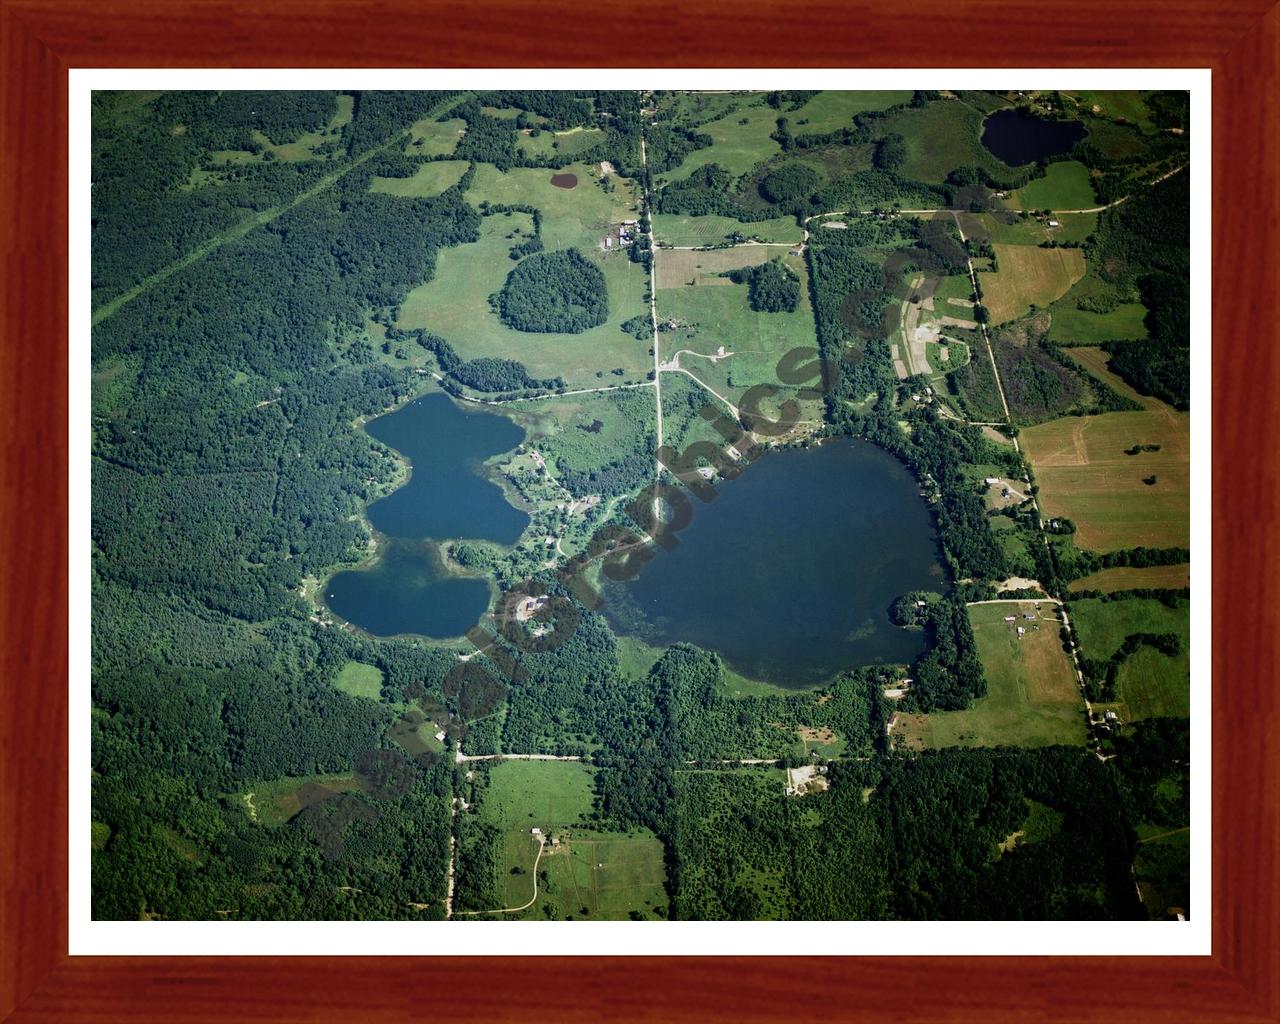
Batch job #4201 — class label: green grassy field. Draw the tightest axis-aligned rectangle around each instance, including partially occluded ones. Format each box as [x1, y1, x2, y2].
[370, 160, 468, 197]
[1068, 563, 1190, 593]
[875, 100, 1019, 184]
[1013, 161, 1097, 210]
[516, 126, 605, 160]
[654, 251, 823, 419]
[662, 103, 785, 181]
[966, 211, 1097, 247]
[787, 90, 914, 131]
[897, 602, 1086, 749]
[981, 244, 1086, 324]
[1050, 302, 1149, 343]
[334, 660, 384, 699]
[396, 214, 651, 388]
[1021, 348, 1189, 551]
[1069, 597, 1190, 721]
[511, 385, 655, 489]
[652, 212, 803, 246]
[195, 95, 353, 178]
[242, 773, 363, 827]
[477, 759, 597, 830]
[406, 116, 466, 156]
[1064, 91, 1157, 132]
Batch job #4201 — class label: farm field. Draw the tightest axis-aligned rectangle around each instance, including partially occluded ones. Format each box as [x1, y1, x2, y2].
[652, 212, 803, 246]
[1012, 161, 1097, 210]
[517, 126, 605, 160]
[500, 830, 669, 921]
[1050, 300, 1149, 343]
[1069, 563, 1190, 593]
[476, 759, 597, 830]
[1069, 597, 1190, 721]
[396, 214, 651, 388]
[981, 244, 1086, 325]
[1020, 347, 1189, 551]
[1063, 90, 1157, 132]
[655, 245, 774, 289]
[370, 160, 468, 197]
[895, 602, 1086, 749]
[788, 90, 914, 130]
[654, 251, 823, 418]
[333, 660, 384, 699]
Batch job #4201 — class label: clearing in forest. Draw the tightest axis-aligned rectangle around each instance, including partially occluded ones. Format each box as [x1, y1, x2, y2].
[895, 602, 1085, 750]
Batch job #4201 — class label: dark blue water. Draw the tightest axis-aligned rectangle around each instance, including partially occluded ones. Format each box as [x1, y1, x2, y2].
[602, 439, 947, 688]
[324, 393, 526, 638]
[981, 108, 1086, 166]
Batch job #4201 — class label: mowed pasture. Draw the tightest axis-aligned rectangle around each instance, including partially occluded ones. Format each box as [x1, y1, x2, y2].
[370, 160, 468, 197]
[396, 215, 651, 389]
[517, 126, 605, 160]
[787, 90, 914, 130]
[504, 831, 669, 921]
[1069, 597, 1190, 721]
[981, 244, 1086, 325]
[655, 246, 774, 290]
[1069, 563, 1190, 593]
[896, 602, 1086, 749]
[652, 212, 803, 247]
[334, 660, 384, 699]
[1012, 161, 1097, 210]
[477, 760, 597, 830]
[1021, 348, 1189, 551]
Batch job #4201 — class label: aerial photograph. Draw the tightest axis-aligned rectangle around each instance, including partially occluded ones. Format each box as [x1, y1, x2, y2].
[90, 87, 1192, 922]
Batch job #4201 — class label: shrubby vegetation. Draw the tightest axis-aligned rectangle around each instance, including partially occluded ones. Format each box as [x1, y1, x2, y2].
[725, 258, 801, 312]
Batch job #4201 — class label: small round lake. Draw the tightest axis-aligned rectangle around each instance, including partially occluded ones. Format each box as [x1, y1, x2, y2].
[324, 393, 526, 638]
[602, 439, 947, 688]
[981, 108, 1086, 166]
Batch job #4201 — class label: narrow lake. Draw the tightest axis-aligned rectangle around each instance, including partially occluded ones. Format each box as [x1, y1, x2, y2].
[602, 439, 947, 688]
[323, 393, 526, 638]
[981, 108, 1086, 166]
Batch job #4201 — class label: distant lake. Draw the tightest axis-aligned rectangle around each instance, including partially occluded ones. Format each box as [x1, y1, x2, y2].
[981, 108, 1086, 166]
[602, 439, 947, 688]
[324, 393, 526, 638]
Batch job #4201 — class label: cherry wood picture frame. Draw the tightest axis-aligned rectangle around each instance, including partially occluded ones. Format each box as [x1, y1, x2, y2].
[2, 1, 1276, 1020]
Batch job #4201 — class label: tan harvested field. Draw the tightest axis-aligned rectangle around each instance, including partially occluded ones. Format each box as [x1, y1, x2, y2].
[1021, 349, 1189, 553]
[1069, 564, 1190, 593]
[981, 244, 1085, 325]
[655, 246, 773, 290]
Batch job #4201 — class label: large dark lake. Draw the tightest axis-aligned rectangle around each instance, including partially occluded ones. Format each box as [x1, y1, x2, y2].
[602, 439, 947, 687]
[324, 393, 526, 638]
[981, 108, 1086, 166]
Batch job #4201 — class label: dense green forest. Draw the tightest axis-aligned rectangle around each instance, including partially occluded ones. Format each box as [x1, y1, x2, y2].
[91, 89, 1192, 924]
[495, 248, 609, 333]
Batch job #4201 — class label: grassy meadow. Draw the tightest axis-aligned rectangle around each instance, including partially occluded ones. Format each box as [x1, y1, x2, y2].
[981, 244, 1086, 324]
[1069, 597, 1190, 721]
[896, 602, 1086, 749]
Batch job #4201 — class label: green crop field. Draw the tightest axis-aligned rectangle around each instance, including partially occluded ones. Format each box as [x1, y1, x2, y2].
[1069, 563, 1190, 593]
[981, 244, 1086, 325]
[1021, 348, 1189, 551]
[1069, 597, 1190, 721]
[896, 602, 1086, 749]
[396, 214, 651, 388]
[370, 160, 468, 197]
[334, 660, 384, 699]
[1013, 161, 1097, 210]
[652, 212, 803, 247]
